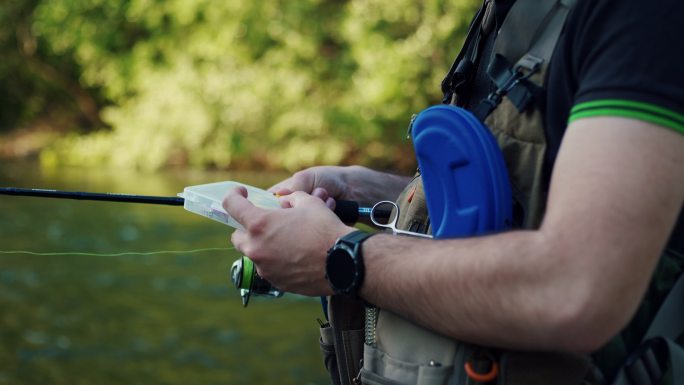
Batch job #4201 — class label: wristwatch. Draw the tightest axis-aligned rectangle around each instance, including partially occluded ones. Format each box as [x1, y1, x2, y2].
[325, 230, 376, 297]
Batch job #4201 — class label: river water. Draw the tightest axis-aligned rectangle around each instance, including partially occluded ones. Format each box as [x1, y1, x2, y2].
[0, 161, 328, 385]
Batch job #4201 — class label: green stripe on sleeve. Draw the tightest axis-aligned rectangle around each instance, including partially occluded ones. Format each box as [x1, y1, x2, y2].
[571, 99, 684, 124]
[568, 99, 684, 134]
[570, 109, 684, 133]
[569, 100, 684, 134]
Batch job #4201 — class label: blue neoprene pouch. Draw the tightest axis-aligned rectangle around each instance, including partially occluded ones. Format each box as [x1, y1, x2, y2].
[411, 105, 512, 238]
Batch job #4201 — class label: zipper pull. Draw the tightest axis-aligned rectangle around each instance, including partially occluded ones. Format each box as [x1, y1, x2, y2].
[352, 360, 364, 385]
[406, 113, 418, 140]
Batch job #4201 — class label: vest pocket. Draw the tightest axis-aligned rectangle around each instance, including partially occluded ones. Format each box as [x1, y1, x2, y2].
[319, 323, 366, 385]
[362, 343, 455, 385]
[319, 324, 342, 385]
[360, 369, 407, 385]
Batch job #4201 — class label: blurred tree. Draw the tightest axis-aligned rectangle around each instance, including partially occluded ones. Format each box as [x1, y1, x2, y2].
[0, 0, 479, 172]
[0, 0, 104, 133]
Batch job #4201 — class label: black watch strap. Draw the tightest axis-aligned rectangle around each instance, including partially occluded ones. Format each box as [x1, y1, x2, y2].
[340, 229, 376, 245]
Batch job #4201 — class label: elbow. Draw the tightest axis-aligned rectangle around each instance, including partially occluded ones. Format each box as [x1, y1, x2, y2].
[551, 319, 617, 354]
[531, 229, 646, 354]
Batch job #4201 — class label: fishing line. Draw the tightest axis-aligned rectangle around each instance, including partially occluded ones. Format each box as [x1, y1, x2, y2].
[0, 247, 235, 257]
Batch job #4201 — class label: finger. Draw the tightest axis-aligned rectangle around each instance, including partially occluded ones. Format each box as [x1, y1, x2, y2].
[277, 191, 302, 208]
[273, 187, 294, 197]
[326, 197, 336, 210]
[230, 229, 248, 254]
[279, 196, 294, 209]
[270, 170, 317, 194]
[267, 180, 291, 194]
[278, 191, 321, 209]
[268, 170, 312, 193]
[222, 186, 258, 227]
[312, 187, 330, 202]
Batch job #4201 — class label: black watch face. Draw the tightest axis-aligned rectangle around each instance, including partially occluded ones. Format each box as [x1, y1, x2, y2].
[327, 247, 357, 291]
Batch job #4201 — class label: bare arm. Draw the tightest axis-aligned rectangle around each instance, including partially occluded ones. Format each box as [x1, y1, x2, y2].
[360, 117, 684, 352]
[224, 117, 683, 352]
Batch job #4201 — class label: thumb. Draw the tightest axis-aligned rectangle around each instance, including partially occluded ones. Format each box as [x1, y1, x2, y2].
[278, 191, 320, 209]
[268, 170, 316, 194]
[222, 186, 258, 227]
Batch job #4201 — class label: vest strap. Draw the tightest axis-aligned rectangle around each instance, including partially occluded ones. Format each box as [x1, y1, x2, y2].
[441, 0, 497, 104]
[474, 0, 575, 121]
[491, 0, 556, 62]
[612, 338, 684, 385]
[644, 270, 684, 341]
[328, 295, 366, 385]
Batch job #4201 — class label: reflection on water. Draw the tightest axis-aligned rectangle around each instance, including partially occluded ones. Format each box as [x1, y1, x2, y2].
[0, 161, 327, 385]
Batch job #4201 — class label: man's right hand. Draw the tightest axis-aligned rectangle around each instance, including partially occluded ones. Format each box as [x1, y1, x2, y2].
[269, 165, 413, 208]
[269, 166, 352, 209]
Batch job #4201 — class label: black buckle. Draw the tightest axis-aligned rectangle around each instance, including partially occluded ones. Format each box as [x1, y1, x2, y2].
[477, 53, 541, 115]
[514, 53, 543, 74]
[441, 59, 474, 104]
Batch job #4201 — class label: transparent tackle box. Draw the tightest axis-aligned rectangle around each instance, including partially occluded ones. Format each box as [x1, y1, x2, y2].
[179, 181, 280, 229]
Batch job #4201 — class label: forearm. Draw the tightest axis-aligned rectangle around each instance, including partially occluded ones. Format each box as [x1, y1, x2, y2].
[360, 226, 663, 352]
[360, 230, 574, 351]
[341, 165, 413, 206]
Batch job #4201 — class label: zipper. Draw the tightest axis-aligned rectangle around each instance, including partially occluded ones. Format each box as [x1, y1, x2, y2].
[365, 306, 378, 347]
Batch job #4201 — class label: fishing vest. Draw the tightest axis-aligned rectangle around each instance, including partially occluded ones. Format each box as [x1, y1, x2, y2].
[319, 0, 684, 384]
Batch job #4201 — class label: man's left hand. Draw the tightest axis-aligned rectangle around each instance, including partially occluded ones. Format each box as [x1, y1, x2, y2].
[222, 186, 355, 296]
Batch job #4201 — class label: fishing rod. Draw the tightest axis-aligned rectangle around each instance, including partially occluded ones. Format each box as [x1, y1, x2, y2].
[0, 187, 387, 224]
[0, 182, 392, 307]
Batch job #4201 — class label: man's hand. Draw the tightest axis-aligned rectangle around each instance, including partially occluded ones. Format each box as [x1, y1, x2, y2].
[269, 165, 413, 207]
[269, 166, 353, 204]
[223, 186, 355, 296]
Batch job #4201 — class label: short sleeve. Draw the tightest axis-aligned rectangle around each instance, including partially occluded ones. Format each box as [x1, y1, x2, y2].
[567, 0, 684, 134]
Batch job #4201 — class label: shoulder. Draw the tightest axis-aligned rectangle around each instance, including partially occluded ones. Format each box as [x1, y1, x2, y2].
[565, 0, 684, 76]
[561, 0, 684, 131]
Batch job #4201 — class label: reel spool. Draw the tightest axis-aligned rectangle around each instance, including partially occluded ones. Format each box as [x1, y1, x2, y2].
[230, 256, 283, 307]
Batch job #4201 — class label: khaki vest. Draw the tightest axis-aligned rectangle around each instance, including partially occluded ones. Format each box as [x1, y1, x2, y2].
[355, 2, 596, 380]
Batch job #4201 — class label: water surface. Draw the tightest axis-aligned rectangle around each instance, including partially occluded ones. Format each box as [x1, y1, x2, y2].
[0, 162, 328, 385]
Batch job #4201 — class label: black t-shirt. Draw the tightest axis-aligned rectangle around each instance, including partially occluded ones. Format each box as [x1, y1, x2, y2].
[467, 0, 684, 379]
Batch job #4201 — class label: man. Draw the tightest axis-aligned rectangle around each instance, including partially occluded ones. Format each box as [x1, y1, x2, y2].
[223, 0, 684, 383]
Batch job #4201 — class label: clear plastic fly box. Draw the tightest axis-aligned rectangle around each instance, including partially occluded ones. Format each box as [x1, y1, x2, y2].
[179, 181, 280, 229]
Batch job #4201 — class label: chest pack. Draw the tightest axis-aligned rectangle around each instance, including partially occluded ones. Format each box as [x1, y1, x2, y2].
[320, 0, 684, 384]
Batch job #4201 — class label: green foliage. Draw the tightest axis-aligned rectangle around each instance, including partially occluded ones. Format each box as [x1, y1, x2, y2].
[2, 0, 479, 171]
[0, 0, 92, 132]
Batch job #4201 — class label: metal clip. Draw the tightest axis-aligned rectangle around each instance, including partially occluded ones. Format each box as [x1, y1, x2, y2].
[406, 113, 418, 140]
[352, 360, 364, 385]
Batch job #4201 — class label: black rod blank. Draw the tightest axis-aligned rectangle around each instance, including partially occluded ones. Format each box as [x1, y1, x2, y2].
[0, 187, 185, 206]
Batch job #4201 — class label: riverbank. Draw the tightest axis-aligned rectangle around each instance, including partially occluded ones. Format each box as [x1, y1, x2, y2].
[0, 124, 61, 160]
